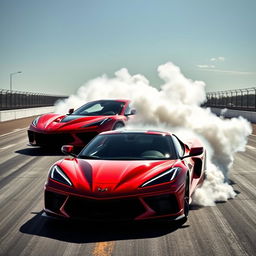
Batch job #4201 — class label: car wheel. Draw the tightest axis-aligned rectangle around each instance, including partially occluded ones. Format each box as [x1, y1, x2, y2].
[113, 122, 124, 130]
[184, 176, 190, 217]
[172, 176, 190, 226]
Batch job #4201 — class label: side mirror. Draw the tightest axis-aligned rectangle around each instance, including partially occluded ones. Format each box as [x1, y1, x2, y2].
[130, 109, 136, 115]
[181, 147, 203, 159]
[68, 108, 74, 115]
[61, 145, 76, 157]
[190, 147, 204, 156]
[126, 109, 136, 116]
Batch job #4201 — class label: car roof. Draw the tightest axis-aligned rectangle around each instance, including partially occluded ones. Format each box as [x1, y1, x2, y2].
[89, 99, 130, 103]
[100, 130, 172, 136]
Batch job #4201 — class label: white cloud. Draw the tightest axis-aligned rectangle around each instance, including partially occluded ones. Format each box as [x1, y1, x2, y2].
[197, 68, 256, 75]
[218, 56, 225, 61]
[197, 56, 226, 69]
[197, 64, 215, 69]
[196, 56, 255, 75]
[211, 56, 225, 62]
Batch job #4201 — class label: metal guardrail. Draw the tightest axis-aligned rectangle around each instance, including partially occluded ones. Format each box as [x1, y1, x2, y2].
[2, 87, 255, 112]
[205, 87, 256, 111]
[0, 89, 67, 110]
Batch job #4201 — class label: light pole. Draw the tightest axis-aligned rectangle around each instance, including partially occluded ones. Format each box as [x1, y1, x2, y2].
[10, 71, 22, 91]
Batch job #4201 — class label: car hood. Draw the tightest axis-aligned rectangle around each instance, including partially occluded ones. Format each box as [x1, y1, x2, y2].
[36, 113, 111, 131]
[58, 158, 179, 197]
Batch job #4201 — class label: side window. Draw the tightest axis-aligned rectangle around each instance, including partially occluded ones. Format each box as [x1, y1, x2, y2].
[172, 135, 185, 157]
[124, 104, 131, 115]
[85, 103, 103, 113]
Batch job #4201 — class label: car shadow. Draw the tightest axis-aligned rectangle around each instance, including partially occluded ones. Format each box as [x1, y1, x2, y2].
[227, 178, 241, 196]
[16, 146, 83, 156]
[189, 204, 204, 211]
[15, 147, 64, 156]
[19, 211, 189, 243]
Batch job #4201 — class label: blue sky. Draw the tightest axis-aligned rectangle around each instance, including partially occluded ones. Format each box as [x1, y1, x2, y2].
[0, 0, 255, 95]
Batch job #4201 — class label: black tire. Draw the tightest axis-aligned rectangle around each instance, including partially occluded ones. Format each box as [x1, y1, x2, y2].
[173, 176, 190, 226]
[175, 216, 188, 226]
[113, 122, 124, 130]
[184, 176, 190, 218]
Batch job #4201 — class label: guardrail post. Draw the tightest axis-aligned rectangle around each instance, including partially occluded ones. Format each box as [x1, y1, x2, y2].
[254, 88, 256, 111]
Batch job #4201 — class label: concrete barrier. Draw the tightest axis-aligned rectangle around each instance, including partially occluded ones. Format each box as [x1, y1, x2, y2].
[210, 107, 256, 123]
[0, 106, 55, 122]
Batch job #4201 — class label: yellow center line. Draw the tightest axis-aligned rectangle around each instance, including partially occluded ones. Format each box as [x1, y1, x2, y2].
[92, 241, 115, 256]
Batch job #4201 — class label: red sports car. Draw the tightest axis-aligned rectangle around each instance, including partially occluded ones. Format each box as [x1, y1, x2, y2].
[44, 130, 206, 222]
[28, 99, 135, 147]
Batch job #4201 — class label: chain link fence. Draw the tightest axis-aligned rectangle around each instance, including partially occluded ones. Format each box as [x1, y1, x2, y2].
[0, 89, 67, 110]
[206, 87, 256, 111]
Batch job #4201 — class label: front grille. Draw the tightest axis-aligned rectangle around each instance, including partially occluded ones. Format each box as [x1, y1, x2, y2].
[45, 191, 67, 214]
[64, 196, 145, 221]
[31, 132, 74, 146]
[75, 132, 98, 145]
[144, 194, 179, 215]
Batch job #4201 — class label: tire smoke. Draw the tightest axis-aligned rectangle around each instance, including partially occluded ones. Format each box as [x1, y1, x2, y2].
[55, 62, 252, 206]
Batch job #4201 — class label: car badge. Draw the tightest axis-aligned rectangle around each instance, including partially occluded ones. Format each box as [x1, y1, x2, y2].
[97, 187, 108, 192]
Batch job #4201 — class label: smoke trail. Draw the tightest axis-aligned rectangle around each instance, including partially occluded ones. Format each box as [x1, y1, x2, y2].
[55, 62, 252, 206]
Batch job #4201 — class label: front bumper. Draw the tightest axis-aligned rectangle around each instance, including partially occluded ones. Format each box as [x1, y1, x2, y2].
[44, 188, 184, 222]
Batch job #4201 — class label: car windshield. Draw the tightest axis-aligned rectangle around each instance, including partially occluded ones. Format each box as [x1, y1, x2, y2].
[72, 100, 125, 116]
[78, 133, 176, 160]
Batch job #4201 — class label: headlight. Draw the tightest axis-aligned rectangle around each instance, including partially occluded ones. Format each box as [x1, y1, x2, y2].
[141, 167, 181, 188]
[32, 116, 41, 127]
[82, 118, 111, 128]
[50, 165, 72, 186]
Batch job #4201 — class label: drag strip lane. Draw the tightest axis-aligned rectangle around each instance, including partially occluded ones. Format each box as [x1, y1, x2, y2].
[0, 122, 256, 256]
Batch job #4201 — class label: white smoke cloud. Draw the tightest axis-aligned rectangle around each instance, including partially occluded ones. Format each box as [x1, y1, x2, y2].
[55, 62, 252, 206]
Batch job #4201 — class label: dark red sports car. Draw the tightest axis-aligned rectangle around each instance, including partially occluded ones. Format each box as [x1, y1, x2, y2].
[44, 130, 206, 222]
[28, 99, 135, 147]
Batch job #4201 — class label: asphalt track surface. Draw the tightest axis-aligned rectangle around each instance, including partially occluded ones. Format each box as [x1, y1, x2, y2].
[0, 117, 256, 256]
